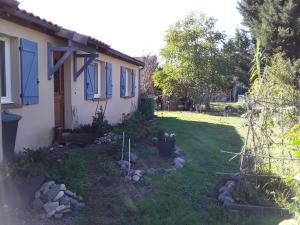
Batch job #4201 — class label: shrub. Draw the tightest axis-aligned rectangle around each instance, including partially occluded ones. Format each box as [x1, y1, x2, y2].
[116, 111, 157, 143]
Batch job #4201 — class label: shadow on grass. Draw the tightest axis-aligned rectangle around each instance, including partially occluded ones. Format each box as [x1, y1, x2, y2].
[133, 114, 285, 225]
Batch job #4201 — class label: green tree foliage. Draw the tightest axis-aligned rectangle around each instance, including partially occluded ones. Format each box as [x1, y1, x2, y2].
[153, 12, 228, 109]
[222, 29, 253, 87]
[238, 0, 300, 59]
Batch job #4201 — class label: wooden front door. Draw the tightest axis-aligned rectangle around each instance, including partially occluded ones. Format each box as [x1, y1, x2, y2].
[54, 52, 65, 128]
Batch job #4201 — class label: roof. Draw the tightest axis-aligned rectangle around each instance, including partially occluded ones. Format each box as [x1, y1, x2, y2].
[0, 0, 144, 67]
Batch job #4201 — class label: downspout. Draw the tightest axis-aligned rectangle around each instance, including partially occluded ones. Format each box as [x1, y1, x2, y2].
[138, 65, 144, 109]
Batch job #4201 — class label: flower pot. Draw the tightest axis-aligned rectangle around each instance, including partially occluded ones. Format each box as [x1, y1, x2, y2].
[157, 140, 175, 157]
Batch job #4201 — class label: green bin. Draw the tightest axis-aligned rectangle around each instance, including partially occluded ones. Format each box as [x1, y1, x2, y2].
[2, 112, 22, 162]
[140, 97, 155, 119]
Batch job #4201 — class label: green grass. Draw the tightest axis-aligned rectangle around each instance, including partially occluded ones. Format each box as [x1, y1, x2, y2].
[132, 111, 283, 225]
[8, 111, 286, 224]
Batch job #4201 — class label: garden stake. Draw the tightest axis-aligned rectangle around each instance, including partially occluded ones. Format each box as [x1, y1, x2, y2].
[128, 138, 131, 175]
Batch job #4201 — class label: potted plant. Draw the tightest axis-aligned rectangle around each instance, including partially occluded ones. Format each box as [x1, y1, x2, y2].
[157, 130, 176, 157]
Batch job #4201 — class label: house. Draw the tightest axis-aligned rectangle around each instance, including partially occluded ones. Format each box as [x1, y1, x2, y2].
[0, 0, 144, 161]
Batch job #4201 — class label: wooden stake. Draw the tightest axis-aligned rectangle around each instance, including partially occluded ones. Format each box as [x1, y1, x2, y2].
[128, 138, 131, 175]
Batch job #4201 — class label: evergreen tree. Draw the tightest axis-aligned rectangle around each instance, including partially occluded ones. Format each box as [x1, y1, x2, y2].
[238, 0, 300, 59]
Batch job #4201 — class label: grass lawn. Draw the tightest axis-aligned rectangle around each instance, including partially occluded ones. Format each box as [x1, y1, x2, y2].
[131, 111, 283, 225]
[5, 110, 286, 225]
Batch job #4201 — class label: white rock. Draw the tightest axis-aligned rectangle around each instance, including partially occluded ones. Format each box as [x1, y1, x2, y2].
[40, 181, 55, 193]
[43, 202, 59, 218]
[218, 186, 229, 193]
[132, 175, 140, 182]
[223, 196, 235, 205]
[218, 191, 230, 203]
[59, 184, 67, 191]
[65, 190, 75, 197]
[134, 170, 143, 176]
[53, 191, 64, 201]
[173, 157, 185, 165]
[56, 204, 70, 212]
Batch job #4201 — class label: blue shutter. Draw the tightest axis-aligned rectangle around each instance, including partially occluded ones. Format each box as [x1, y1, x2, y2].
[131, 70, 136, 97]
[85, 62, 94, 100]
[120, 66, 126, 97]
[20, 39, 39, 105]
[106, 62, 112, 99]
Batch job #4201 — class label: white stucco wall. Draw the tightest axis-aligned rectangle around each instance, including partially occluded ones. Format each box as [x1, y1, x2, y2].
[0, 92, 2, 162]
[68, 53, 139, 128]
[0, 18, 61, 153]
[0, 18, 141, 153]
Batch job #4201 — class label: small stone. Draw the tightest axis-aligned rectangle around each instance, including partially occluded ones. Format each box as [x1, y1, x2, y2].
[157, 168, 166, 173]
[59, 195, 71, 205]
[225, 180, 236, 189]
[132, 175, 140, 182]
[129, 153, 138, 163]
[75, 195, 83, 201]
[43, 202, 59, 217]
[146, 168, 157, 176]
[174, 162, 184, 169]
[134, 170, 143, 176]
[165, 168, 176, 173]
[61, 208, 72, 214]
[54, 213, 63, 219]
[56, 204, 70, 212]
[73, 202, 85, 211]
[31, 198, 44, 210]
[223, 196, 235, 205]
[121, 164, 128, 170]
[65, 190, 75, 197]
[40, 181, 55, 194]
[173, 157, 185, 165]
[45, 184, 61, 200]
[174, 146, 185, 156]
[59, 184, 67, 191]
[152, 137, 158, 143]
[218, 186, 229, 193]
[70, 198, 79, 206]
[53, 191, 64, 201]
[218, 191, 230, 203]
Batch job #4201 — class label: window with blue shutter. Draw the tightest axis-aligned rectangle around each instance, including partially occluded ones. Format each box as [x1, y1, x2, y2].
[120, 66, 126, 97]
[106, 62, 112, 99]
[20, 38, 39, 105]
[85, 62, 95, 100]
[131, 70, 136, 97]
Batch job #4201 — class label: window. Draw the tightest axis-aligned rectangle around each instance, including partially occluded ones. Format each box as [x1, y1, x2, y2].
[120, 66, 136, 98]
[93, 62, 101, 98]
[125, 68, 130, 97]
[0, 37, 11, 103]
[93, 61, 110, 99]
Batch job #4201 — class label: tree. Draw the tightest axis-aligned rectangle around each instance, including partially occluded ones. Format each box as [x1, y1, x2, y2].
[153, 12, 226, 110]
[139, 54, 159, 96]
[222, 29, 253, 88]
[238, 0, 300, 59]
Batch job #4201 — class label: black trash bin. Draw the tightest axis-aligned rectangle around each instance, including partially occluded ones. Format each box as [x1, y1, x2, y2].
[2, 112, 22, 162]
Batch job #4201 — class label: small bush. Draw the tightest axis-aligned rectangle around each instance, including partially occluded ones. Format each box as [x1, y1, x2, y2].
[73, 106, 111, 136]
[116, 111, 157, 143]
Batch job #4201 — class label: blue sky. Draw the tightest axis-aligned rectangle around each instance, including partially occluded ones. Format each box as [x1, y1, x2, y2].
[19, 0, 243, 57]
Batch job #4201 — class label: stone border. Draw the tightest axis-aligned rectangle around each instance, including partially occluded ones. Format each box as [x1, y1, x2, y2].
[117, 146, 187, 182]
